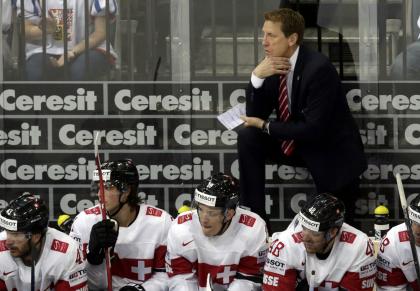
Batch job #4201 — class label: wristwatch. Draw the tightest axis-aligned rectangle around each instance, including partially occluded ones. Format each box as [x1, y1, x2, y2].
[261, 120, 270, 134]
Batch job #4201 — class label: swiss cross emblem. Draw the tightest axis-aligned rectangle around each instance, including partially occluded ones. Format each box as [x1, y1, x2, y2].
[131, 260, 152, 281]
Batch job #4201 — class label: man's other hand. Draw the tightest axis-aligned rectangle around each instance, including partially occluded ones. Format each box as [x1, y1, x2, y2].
[240, 116, 264, 129]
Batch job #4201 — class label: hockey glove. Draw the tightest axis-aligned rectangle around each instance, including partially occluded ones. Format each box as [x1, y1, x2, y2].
[87, 219, 118, 265]
[119, 283, 146, 291]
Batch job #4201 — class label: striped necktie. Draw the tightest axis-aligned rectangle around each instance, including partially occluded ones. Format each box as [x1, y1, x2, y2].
[278, 75, 295, 156]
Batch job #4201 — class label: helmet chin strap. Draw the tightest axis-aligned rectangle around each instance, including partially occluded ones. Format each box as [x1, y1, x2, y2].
[319, 229, 337, 255]
[107, 190, 128, 218]
[215, 209, 234, 236]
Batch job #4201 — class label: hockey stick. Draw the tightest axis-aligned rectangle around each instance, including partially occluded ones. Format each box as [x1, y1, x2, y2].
[94, 133, 113, 291]
[395, 173, 420, 286]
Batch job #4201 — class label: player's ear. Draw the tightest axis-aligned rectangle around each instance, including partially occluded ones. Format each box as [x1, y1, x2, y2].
[225, 209, 235, 221]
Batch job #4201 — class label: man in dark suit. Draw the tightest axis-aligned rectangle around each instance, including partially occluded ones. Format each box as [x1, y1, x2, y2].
[238, 8, 366, 231]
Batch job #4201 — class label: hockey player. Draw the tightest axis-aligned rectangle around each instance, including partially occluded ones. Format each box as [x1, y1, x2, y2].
[0, 192, 87, 291]
[165, 173, 268, 291]
[263, 193, 376, 290]
[376, 194, 420, 290]
[70, 159, 172, 290]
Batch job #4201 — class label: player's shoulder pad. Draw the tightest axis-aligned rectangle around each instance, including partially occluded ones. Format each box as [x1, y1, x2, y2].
[177, 212, 193, 224]
[292, 231, 303, 243]
[239, 213, 256, 227]
[398, 230, 409, 242]
[145, 206, 163, 217]
[0, 240, 8, 252]
[83, 205, 101, 216]
[339, 230, 357, 244]
[51, 238, 70, 254]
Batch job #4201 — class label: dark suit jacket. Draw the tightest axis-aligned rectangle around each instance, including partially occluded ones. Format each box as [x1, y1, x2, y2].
[246, 46, 367, 192]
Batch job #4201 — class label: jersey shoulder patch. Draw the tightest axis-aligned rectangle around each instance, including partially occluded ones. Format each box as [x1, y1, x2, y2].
[84, 205, 101, 215]
[51, 239, 69, 253]
[146, 206, 163, 217]
[398, 230, 409, 242]
[178, 213, 192, 224]
[292, 231, 303, 243]
[239, 214, 256, 227]
[0, 240, 8, 252]
[339, 231, 357, 244]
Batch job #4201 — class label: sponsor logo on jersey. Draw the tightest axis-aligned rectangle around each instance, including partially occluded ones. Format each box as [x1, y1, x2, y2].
[402, 259, 414, 266]
[146, 206, 163, 217]
[51, 239, 69, 253]
[239, 214, 256, 227]
[258, 248, 268, 264]
[2, 270, 15, 276]
[0, 240, 9, 252]
[398, 230, 410, 242]
[194, 190, 216, 207]
[84, 205, 101, 215]
[376, 255, 391, 271]
[339, 231, 357, 244]
[182, 239, 194, 247]
[298, 213, 320, 232]
[359, 262, 376, 278]
[177, 213, 192, 224]
[69, 269, 87, 287]
[265, 258, 286, 274]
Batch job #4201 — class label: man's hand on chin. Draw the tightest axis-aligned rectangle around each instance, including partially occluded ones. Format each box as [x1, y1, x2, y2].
[253, 56, 291, 78]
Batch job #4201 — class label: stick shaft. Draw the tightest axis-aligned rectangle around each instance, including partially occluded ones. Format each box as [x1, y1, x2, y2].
[396, 173, 420, 286]
[94, 135, 113, 291]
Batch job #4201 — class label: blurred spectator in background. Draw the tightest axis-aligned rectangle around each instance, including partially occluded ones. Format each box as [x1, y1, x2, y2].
[390, 4, 420, 80]
[2, 0, 14, 71]
[17, 0, 118, 80]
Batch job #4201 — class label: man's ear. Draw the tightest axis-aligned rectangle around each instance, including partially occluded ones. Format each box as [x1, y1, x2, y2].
[225, 208, 235, 221]
[288, 33, 298, 46]
[121, 185, 131, 202]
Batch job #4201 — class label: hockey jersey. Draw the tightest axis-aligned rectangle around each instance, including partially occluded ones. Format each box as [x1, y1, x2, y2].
[0, 227, 87, 291]
[17, 0, 118, 59]
[166, 207, 268, 291]
[376, 222, 420, 291]
[263, 219, 376, 291]
[70, 204, 172, 290]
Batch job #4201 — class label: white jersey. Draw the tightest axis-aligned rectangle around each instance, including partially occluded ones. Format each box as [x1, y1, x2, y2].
[17, 0, 117, 59]
[376, 222, 420, 291]
[166, 207, 268, 291]
[263, 219, 376, 291]
[70, 204, 172, 291]
[0, 227, 87, 291]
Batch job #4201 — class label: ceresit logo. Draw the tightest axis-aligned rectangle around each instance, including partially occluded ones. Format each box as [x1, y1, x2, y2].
[298, 213, 320, 232]
[92, 170, 111, 182]
[194, 190, 216, 207]
[114, 87, 212, 112]
[0, 88, 97, 112]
